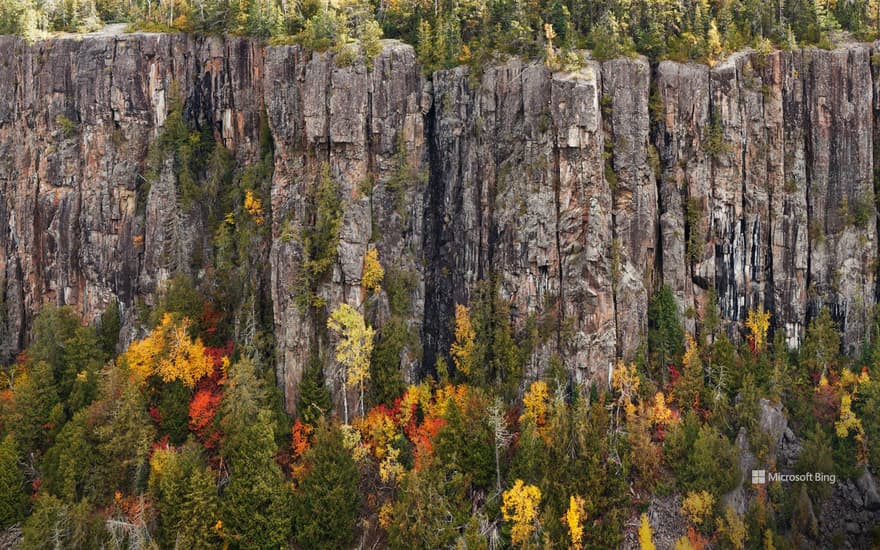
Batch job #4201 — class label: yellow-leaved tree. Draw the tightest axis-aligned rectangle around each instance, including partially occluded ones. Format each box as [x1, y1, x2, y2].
[243, 189, 265, 226]
[501, 479, 542, 547]
[327, 303, 375, 423]
[565, 495, 586, 550]
[362, 248, 384, 294]
[612, 361, 640, 427]
[125, 314, 212, 387]
[522, 380, 550, 436]
[745, 305, 771, 355]
[681, 490, 715, 526]
[450, 304, 476, 377]
[638, 513, 656, 550]
[835, 368, 870, 463]
[650, 392, 676, 428]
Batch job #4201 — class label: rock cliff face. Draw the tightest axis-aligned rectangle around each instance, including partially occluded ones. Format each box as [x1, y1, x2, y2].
[1, 34, 879, 409]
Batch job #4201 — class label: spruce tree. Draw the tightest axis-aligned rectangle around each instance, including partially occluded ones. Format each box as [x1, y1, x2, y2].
[297, 353, 332, 424]
[220, 358, 290, 549]
[648, 286, 685, 382]
[42, 409, 98, 503]
[369, 318, 406, 407]
[150, 442, 222, 549]
[13, 360, 63, 455]
[178, 461, 224, 549]
[294, 420, 360, 549]
[435, 398, 495, 490]
[0, 434, 25, 528]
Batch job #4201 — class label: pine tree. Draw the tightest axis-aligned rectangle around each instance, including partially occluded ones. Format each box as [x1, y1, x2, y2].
[0, 435, 25, 528]
[369, 317, 406, 407]
[297, 353, 332, 424]
[648, 286, 685, 382]
[294, 420, 360, 549]
[220, 359, 290, 549]
[13, 360, 64, 455]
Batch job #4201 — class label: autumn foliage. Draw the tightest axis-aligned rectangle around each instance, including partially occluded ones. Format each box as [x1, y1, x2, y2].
[125, 314, 213, 388]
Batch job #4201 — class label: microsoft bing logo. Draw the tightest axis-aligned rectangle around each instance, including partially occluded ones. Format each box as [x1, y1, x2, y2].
[750, 469, 836, 484]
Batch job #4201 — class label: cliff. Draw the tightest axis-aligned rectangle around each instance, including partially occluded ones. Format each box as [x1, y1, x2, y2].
[1, 33, 878, 412]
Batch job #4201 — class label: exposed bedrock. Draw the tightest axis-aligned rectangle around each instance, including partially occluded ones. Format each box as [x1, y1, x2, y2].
[0, 33, 878, 411]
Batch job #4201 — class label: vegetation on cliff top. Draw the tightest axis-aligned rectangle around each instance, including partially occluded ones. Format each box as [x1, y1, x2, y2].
[0, 0, 875, 67]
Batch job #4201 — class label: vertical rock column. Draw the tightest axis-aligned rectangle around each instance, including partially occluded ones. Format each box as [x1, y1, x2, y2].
[602, 57, 657, 360]
[424, 64, 490, 372]
[654, 61, 710, 334]
[708, 51, 782, 336]
[804, 46, 876, 354]
[266, 43, 426, 415]
[428, 58, 616, 386]
[772, 50, 810, 348]
[0, 34, 269, 359]
[551, 63, 616, 383]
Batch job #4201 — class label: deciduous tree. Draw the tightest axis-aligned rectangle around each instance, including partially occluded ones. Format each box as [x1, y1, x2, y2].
[328, 303, 375, 422]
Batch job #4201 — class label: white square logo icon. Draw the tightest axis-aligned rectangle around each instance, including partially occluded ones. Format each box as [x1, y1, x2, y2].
[751, 470, 766, 484]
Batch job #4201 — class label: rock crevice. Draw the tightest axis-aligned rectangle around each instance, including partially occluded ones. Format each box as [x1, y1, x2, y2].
[1, 34, 878, 411]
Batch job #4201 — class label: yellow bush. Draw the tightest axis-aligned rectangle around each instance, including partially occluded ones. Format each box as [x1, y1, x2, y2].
[681, 490, 715, 526]
[362, 248, 384, 294]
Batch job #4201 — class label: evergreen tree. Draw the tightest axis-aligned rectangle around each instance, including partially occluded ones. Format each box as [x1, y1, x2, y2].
[156, 380, 192, 445]
[21, 495, 107, 550]
[683, 423, 740, 496]
[0, 435, 25, 528]
[387, 467, 471, 549]
[178, 459, 224, 549]
[93, 366, 155, 503]
[800, 308, 841, 379]
[294, 420, 360, 549]
[435, 397, 495, 489]
[61, 325, 104, 411]
[220, 358, 290, 549]
[28, 306, 81, 377]
[297, 353, 332, 424]
[795, 424, 835, 500]
[42, 409, 98, 503]
[97, 301, 121, 357]
[13, 361, 64, 456]
[150, 442, 222, 549]
[648, 286, 685, 382]
[369, 317, 406, 407]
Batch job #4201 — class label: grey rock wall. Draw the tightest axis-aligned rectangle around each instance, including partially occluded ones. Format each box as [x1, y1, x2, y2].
[1, 33, 878, 413]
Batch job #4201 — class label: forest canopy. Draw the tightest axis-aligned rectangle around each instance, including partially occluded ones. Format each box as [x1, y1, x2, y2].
[0, 0, 873, 68]
[3, 284, 880, 547]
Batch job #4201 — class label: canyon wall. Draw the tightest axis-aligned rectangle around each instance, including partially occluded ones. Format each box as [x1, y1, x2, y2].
[0, 33, 878, 412]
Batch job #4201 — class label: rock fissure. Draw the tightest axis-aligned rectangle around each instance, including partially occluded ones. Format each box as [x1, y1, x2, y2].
[1, 34, 879, 410]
